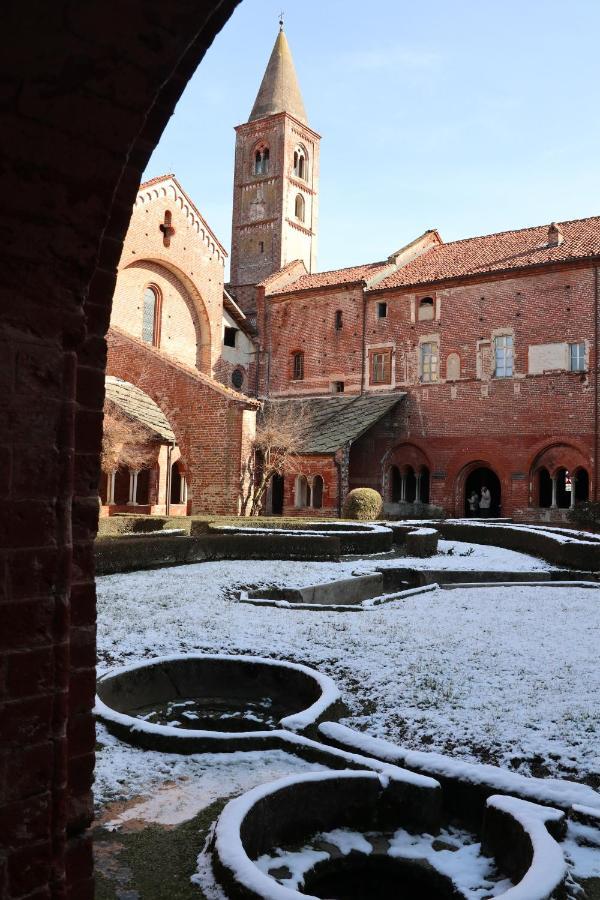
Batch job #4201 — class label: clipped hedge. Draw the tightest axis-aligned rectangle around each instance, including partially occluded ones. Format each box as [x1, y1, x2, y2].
[342, 488, 383, 521]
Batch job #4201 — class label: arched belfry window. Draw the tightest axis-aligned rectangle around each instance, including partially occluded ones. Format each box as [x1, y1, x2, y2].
[295, 193, 305, 222]
[254, 144, 269, 175]
[142, 285, 161, 346]
[293, 146, 308, 180]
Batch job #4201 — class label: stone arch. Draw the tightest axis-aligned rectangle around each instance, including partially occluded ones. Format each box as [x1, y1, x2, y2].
[121, 258, 212, 372]
[384, 443, 432, 505]
[1, 7, 239, 896]
[529, 442, 592, 509]
[455, 459, 503, 517]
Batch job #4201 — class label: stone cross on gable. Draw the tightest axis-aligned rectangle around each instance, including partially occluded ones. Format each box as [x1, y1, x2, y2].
[159, 210, 175, 247]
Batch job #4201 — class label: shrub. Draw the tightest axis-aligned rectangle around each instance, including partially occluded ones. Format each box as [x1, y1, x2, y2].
[568, 501, 600, 532]
[342, 488, 383, 521]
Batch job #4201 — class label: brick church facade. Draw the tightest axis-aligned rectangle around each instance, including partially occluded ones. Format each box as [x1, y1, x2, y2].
[108, 25, 599, 522]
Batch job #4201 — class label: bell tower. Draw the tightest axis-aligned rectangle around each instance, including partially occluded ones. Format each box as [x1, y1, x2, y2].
[229, 24, 320, 314]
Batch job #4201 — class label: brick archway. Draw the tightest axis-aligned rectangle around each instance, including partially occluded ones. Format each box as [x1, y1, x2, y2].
[1, 3, 240, 897]
[454, 459, 503, 517]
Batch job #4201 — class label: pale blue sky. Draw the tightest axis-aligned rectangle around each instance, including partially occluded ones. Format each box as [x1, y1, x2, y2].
[146, 0, 600, 276]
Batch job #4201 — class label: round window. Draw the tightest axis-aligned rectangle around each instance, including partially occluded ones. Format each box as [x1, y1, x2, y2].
[231, 368, 244, 390]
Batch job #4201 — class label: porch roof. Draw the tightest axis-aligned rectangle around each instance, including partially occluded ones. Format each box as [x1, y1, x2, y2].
[105, 376, 175, 443]
[263, 392, 405, 454]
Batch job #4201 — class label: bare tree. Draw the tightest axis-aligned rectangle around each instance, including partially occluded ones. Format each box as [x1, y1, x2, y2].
[240, 401, 307, 516]
[101, 400, 157, 474]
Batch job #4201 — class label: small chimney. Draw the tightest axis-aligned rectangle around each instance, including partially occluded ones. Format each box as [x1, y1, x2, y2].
[548, 222, 564, 247]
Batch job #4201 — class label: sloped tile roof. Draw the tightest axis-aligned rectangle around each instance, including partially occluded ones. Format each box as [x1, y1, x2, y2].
[262, 392, 404, 453]
[374, 215, 600, 290]
[105, 376, 175, 442]
[268, 261, 395, 295]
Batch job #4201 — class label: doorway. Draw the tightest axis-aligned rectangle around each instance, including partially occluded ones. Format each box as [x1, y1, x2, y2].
[271, 473, 284, 515]
[464, 466, 501, 517]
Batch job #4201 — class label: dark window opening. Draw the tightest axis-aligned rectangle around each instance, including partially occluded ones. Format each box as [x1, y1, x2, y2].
[538, 467, 552, 508]
[224, 326, 238, 348]
[335, 309, 343, 330]
[377, 302, 388, 319]
[391, 465, 401, 502]
[231, 368, 244, 390]
[332, 381, 344, 393]
[259, 241, 264, 254]
[312, 475, 323, 509]
[292, 351, 304, 380]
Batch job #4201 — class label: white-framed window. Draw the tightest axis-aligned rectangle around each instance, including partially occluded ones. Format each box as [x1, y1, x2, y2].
[494, 334, 514, 378]
[569, 342, 585, 372]
[420, 342, 439, 383]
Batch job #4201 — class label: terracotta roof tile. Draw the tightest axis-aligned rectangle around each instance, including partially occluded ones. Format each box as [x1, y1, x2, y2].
[268, 260, 395, 295]
[373, 215, 600, 291]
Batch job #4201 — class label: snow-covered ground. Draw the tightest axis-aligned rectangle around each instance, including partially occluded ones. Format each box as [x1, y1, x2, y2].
[96, 540, 599, 796]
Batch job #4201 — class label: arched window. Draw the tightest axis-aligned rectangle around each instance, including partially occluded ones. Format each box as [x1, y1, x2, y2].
[537, 467, 552, 508]
[254, 145, 269, 175]
[293, 146, 308, 180]
[390, 465, 401, 502]
[292, 351, 304, 381]
[419, 467, 430, 504]
[312, 475, 324, 509]
[135, 468, 150, 505]
[294, 193, 305, 222]
[113, 466, 130, 505]
[170, 461, 187, 505]
[295, 475, 310, 508]
[418, 297, 434, 321]
[404, 466, 417, 503]
[574, 468, 589, 503]
[142, 285, 161, 346]
[555, 467, 571, 509]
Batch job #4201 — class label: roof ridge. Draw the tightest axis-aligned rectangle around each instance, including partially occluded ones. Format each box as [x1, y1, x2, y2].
[433, 213, 600, 250]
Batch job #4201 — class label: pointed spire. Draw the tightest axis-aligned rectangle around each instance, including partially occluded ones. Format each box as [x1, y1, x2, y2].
[249, 27, 308, 124]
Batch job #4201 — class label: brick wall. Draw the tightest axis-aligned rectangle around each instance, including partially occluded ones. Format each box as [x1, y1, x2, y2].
[112, 176, 227, 375]
[263, 262, 598, 517]
[0, 3, 238, 897]
[107, 327, 256, 515]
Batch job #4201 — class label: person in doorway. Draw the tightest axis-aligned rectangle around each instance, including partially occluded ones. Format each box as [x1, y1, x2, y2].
[467, 490, 480, 517]
[480, 485, 492, 517]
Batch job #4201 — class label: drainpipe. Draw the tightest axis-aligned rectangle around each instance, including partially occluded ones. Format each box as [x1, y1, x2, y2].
[595, 266, 599, 500]
[165, 441, 174, 516]
[360, 283, 367, 394]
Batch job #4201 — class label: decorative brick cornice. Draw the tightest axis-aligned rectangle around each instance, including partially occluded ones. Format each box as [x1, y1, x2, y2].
[285, 218, 314, 236]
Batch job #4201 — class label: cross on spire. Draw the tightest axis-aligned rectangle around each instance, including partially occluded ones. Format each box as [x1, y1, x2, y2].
[159, 210, 175, 248]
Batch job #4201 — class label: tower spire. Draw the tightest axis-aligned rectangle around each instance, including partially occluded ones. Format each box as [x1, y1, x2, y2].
[249, 26, 307, 124]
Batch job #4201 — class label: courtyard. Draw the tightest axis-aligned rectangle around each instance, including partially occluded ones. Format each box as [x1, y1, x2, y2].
[93, 537, 600, 898]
